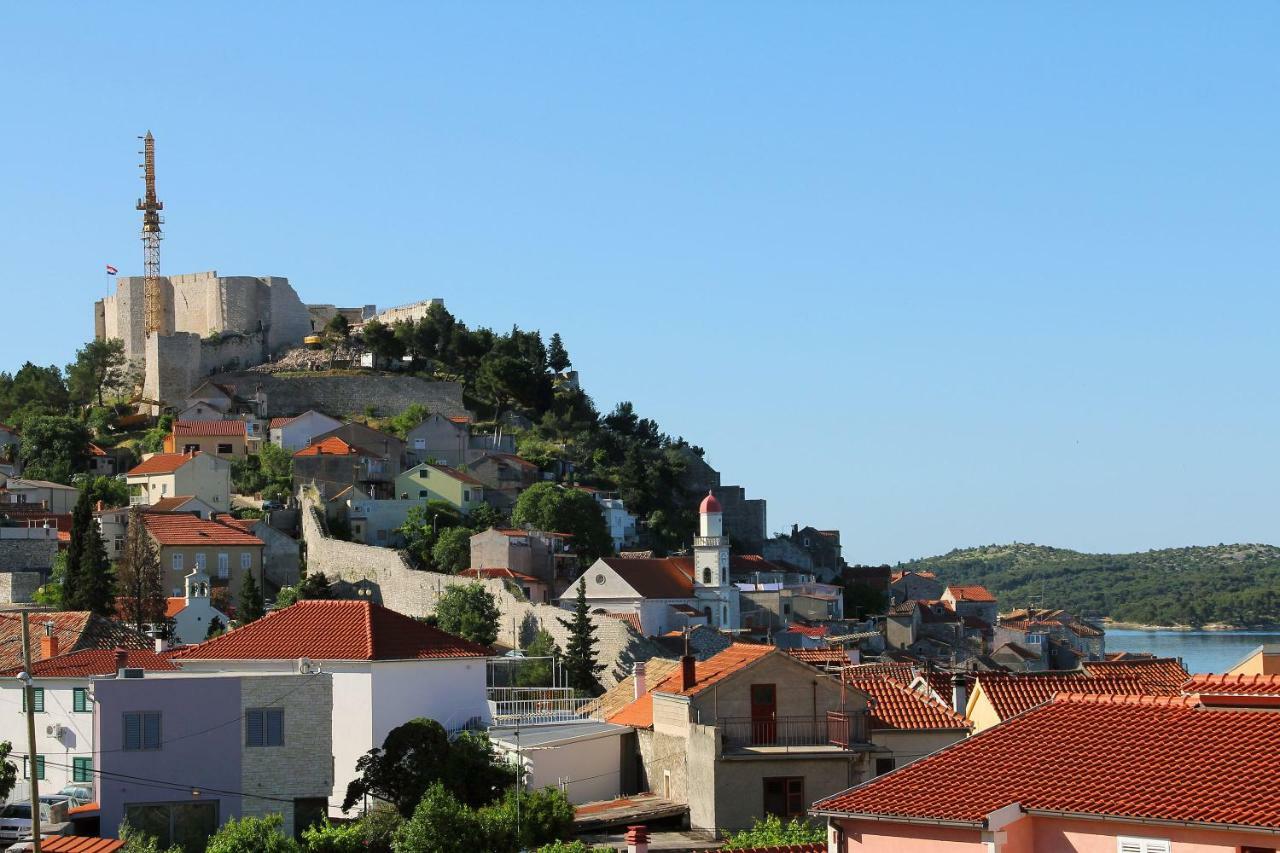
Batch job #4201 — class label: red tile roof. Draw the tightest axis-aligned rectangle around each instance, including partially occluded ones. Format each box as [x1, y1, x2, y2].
[606, 645, 775, 727]
[844, 662, 917, 685]
[0, 612, 150, 671]
[425, 463, 485, 486]
[294, 436, 372, 457]
[1184, 673, 1280, 696]
[599, 557, 695, 599]
[87, 442, 108, 457]
[140, 513, 264, 547]
[35, 838, 126, 853]
[1084, 657, 1188, 692]
[785, 624, 828, 638]
[460, 567, 543, 584]
[268, 416, 297, 429]
[848, 676, 969, 731]
[787, 648, 849, 667]
[944, 584, 996, 603]
[127, 452, 198, 476]
[0, 648, 178, 677]
[149, 496, 201, 513]
[171, 600, 490, 661]
[972, 671, 1147, 721]
[165, 597, 188, 619]
[607, 692, 654, 727]
[600, 611, 643, 634]
[173, 419, 246, 437]
[813, 693, 1280, 831]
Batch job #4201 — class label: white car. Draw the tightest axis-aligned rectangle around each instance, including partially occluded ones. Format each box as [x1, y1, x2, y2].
[0, 797, 70, 842]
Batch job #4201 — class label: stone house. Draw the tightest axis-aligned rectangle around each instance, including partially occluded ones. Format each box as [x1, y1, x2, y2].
[87, 442, 133, 477]
[0, 478, 81, 514]
[140, 512, 265, 609]
[941, 585, 998, 627]
[269, 410, 344, 453]
[764, 525, 845, 581]
[845, 675, 971, 776]
[711, 485, 767, 554]
[606, 645, 872, 833]
[293, 436, 398, 500]
[761, 535, 814, 573]
[468, 453, 540, 512]
[171, 600, 491, 816]
[313, 423, 405, 470]
[342, 497, 421, 548]
[469, 527, 578, 594]
[0, 645, 178, 801]
[888, 571, 943, 605]
[996, 608, 1106, 662]
[812, 691, 1280, 853]
[404, 413, 471, 467]
[164, 419, 249, 460]
[126, 451, 231, 511]
[223, 516, 301, 591]
[95, 670, 334, 843]
[393, 463, 486, 514]
[885, 600, 964, 654]
[459, 566, 552, 604]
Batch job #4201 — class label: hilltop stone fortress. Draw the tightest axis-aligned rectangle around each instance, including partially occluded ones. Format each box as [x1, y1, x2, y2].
[94, 270, 444, 409]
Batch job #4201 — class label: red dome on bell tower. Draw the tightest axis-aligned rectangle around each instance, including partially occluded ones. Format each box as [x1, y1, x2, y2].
[699, 491, 722, 514]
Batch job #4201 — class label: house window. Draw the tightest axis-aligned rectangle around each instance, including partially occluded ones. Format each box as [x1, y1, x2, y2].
[702, 568, 711, 584]
[1240, 848, 1277, 853]
[217, 444, 233, 455]
[183, 444, 199, 454]
[114, 535, 125, 552]
[763, 777, 805, 819]
[172, 553, 184, 572]
[73, 687, 90, 713]
[463, 490, 470, 502]
[124, 711, 162, 750]
[240, 552, 252, 571]
[72, 756, 93, 783]
[1117, 838, 1171, 853]
[217, 553, 230, 578]
[875, 758, 895, 776]
[246, 708, 284, 747]
[22, 688, 44, 713]
[125, 802, 218, 851]
[22, 755, 44, 780]
[194, 553, 206, 571]
[419, 490, 428, 499]
[294, 798, 328, 839]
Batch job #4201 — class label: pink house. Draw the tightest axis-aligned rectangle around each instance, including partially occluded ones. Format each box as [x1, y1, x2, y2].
[812, 691, 1280, 853]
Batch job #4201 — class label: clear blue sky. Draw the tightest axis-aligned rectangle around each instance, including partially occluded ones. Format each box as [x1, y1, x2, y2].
[4, 4, 1279, 564]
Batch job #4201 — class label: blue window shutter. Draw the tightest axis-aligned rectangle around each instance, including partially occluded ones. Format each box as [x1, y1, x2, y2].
[124, 713, 141, 750]
[246, 710, 263, 746]
[143, 713, 161, 749]
[266, 709, 283, 746]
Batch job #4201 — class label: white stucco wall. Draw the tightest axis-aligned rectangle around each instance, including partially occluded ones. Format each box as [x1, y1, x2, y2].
[495, 729, 626, 805]
[0, 679, 96, 797]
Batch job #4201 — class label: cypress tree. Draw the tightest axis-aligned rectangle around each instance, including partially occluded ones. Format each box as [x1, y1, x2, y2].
[557, 578, 603, 695]
[238, 570, 265, 624]
[78, 520, 115, 617]
[62, 490, 94, 610]
[116, 508, 165, 636]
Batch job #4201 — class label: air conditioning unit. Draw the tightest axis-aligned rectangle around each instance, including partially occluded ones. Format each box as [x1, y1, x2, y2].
[120, 668, 145, 679]
[45, 724, 63, 739]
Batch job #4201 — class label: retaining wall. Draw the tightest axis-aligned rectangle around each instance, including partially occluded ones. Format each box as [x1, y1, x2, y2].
[213, 373, 468, 420]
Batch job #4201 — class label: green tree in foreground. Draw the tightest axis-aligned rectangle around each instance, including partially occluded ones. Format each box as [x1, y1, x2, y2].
[393, 783, 573, 853]
[514, 629, 558, 688]
[66, 338, 129, 408]
[0, 742, 18, 803]
[557, 579, 602, 695]
[116, 509, 165, 636]
[722, 815, 826, 849]
[205, 814, 300, 853]
[239, 571, 265, 624]
[431, 526, 472, 574]
[434, 583, 500, 647]
[19, 414, 90, 483]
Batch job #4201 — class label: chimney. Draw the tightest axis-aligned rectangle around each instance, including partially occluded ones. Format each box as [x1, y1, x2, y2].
[154, 636, 169, 653]
[680, 655, 696, 692]
[626, 825, 649, 853]
[114, 648, 128, 676]
[39, 632, 58, 661]
[633, 661, 647, 700]
[951, 672, 967, 715]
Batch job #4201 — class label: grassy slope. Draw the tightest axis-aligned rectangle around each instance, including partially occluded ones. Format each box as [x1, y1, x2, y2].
[900, 543, 1280, 628]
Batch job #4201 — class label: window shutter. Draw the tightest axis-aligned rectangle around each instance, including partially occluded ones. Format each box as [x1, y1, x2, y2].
[266, 709, 283, 746]
[1144, 844, 1170, 853]
[246, 710, 264, 746]
[124, 713, 141, 750]
[143, 712, 161, 749]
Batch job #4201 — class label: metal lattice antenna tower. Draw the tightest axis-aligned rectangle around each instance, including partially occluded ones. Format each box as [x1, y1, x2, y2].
[136, 131, 164, 334]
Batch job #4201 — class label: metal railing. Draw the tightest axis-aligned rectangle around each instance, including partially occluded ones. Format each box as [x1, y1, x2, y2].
[719, 710, 868, 751]
[488, 687, 598, 725]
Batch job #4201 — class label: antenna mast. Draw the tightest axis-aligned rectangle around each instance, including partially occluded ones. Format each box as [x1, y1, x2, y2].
[137, 131, 164, 334]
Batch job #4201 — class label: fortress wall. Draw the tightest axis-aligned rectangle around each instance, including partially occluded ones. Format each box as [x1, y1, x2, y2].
[199, 332, 267, 376]
[218, 277, 262, 335]
[145, 332, 202, 407]
[210, 373, 469, 419]
[101, 277, 149, 363]
[262, 277, 314, 352]
[376, 299, 445, 326]
[170, 271, 222, 335]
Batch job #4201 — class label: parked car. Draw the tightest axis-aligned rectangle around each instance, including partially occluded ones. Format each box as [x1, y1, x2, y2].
[0, 797, 70, 842]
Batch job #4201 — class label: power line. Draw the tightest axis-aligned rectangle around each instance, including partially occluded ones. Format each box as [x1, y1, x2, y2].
[13, 754, 300, 805]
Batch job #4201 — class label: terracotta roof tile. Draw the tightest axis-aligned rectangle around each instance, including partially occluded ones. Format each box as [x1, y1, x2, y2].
[36, 838, 126, 853]
[0, 648, 178, 677]
[607, 693, 654, 728]
[140, 513, 264, 547]
[425, 463, 485, 486]
[171, 600, 490, 661]
[605, 645, 775, 726]
[0, 612, 149, 671]
[973, 671, 1148, 721]
[787, 648, 849, 667]
[127, 453, 198, 476]
[1184, 673, 1280, 696]
[600, 611, 643, 634]
[1084, 657, 1188, 692]
[599, 557, 694, 599]
[294, 436, 373, 457]
[813, 693, 1280, 830]
[172, 420, 246, 437]
[459, 567, 543, 584]
[848, 676, 969, 731]
[268, 416, 297, 429]
[582, 658, 682, 721]
[149, 496, 201, 513]
[844, 662, 917, 685]
[944, 585, 997, 603]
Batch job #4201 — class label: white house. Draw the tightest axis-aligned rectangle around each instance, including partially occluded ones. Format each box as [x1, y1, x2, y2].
[0, 643, 177, 799]
[167, 568, 229, 645]
[489, 721, 633, 805]
[579, 492, 741, 636]
[170, 599, 492, 816]
[126, 452, 231, 511]
[0, 479, 81, 514]
[269, 411, 344, 453]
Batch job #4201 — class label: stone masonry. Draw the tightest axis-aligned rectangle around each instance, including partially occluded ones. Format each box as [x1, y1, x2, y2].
[300, 492, 665, 687]
[212, 372, 469, 420]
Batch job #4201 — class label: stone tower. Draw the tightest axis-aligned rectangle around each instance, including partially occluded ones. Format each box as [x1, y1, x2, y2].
[693, 491, 740, 629]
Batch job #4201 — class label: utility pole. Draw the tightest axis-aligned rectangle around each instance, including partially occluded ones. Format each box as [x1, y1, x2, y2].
[20, 611, 42, 853]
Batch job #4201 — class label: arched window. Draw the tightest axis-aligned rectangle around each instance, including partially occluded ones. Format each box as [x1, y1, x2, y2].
[703, 606, 712, 623]
[702, 568, 711, 584]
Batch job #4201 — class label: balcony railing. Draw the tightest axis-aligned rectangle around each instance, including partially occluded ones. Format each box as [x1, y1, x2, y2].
[719, 710, 868, 752]
[488, 687, 598, 725]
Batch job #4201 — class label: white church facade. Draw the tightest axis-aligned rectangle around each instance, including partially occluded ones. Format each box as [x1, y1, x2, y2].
[577, 492, 742, 636]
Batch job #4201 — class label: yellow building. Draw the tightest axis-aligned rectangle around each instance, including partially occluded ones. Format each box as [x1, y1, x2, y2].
[140, 512, 264, 608]
[163, 420, 249, 460]
[394, 463, 486, 514]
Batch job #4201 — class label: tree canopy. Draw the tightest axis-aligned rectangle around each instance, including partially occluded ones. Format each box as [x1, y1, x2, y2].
[66, 338, 129, 408]
[512, 483, 612, 564]
[434, 583, 500, 647]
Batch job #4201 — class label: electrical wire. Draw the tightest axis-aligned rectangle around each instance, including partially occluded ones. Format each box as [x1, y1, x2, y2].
[12, 754, 302, 805]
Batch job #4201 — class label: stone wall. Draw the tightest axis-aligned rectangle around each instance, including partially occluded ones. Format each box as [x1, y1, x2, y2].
[213, 372, 468, 420]
[300, 492, 663, 687]
[375, 298, 445, 325]
[0, 540, 58, 572]
[0, 572, 43, 604]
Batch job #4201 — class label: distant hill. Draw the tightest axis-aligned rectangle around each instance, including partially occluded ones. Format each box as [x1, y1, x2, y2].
[900, 543, 1280, 628]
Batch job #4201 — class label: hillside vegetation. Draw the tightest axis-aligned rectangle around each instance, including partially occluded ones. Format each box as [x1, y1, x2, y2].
[901, 543, 1280, 628]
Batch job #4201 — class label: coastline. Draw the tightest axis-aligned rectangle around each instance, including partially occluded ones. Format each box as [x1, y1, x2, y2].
[1102, 619, 1280, 633]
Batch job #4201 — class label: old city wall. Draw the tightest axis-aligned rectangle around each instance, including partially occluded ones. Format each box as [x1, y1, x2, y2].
[300, 493, 661, 687]
[213, 373, 469, 419]
[0, 572, 43, 605]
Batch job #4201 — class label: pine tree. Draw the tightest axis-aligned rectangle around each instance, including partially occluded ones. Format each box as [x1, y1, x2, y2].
[238, 570, 265, 624]
[116, 509, 165, 636]
[62, 490, 93, 610]
[547, 333, 571, 373]
[557, 578, 602, 695]
[77, 518, 115, 616]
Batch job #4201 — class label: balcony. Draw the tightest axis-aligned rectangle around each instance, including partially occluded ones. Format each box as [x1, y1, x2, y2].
[718, 710, 869, 754]
[487, 687, 597, 726]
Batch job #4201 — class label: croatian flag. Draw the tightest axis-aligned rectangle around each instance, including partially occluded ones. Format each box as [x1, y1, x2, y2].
[105, 264, 118, 275]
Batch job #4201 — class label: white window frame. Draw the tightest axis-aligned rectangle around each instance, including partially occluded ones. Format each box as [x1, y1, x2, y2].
[172, 553, 183, 572]
[195, 553, 206, 571]
[216, 552, 230, 579]
[1117, 837, 1171, 853]
[240, 552, 252, 571]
